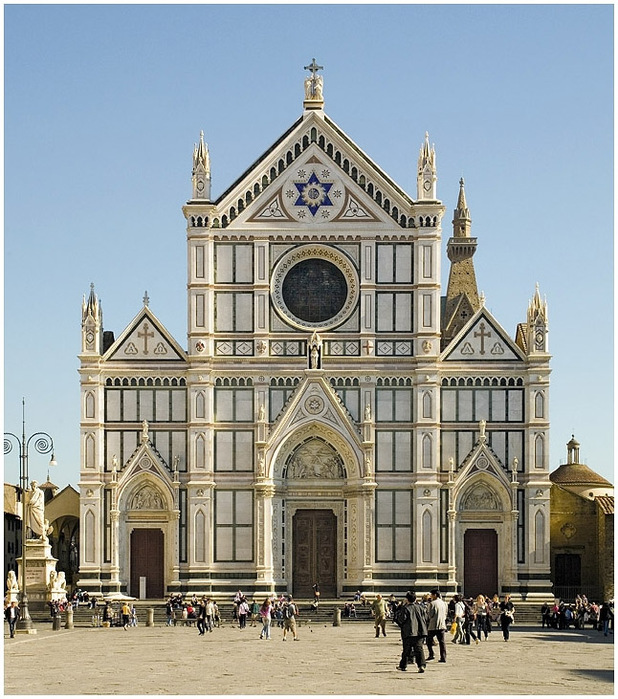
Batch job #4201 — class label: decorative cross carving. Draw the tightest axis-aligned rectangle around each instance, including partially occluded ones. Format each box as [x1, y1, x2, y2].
[474, 322, 491, 355]
[138, 322, 154, 354]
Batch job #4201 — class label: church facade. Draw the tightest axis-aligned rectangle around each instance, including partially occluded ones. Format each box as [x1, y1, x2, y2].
[78, 65, 552, 600]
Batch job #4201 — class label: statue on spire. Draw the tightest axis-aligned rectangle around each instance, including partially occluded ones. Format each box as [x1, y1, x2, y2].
[303, 59, 324, 107]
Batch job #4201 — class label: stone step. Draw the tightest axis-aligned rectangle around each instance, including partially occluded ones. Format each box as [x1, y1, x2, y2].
[33, 599, 545, 628]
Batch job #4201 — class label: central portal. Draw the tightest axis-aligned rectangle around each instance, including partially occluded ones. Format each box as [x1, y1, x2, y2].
[130, 528, 164, 598]
[292, 509, 337, 598]
[463, 528, 498, 598]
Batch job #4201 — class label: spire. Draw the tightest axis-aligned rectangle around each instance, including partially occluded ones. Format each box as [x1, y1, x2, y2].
[191, 130, 211, 200]
[81, 283, 103, 354]
[417, 132, 437, 200]
[452, 178, 471, 237]
[440, 180, 480, 349]
[526, 283, 549, 354]
[303, 58, 324, 111]
[82, 283, 101, 324]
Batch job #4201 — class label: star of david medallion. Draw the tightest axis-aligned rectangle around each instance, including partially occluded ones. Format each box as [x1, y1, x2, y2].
[294, 172, 334, 216]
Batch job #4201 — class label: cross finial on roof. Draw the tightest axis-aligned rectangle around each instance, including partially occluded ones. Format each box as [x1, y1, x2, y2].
[304, 58, 323, 77]
[143, 291, 150, 307]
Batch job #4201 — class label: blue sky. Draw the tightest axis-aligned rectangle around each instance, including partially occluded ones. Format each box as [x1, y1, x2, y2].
[4, 4, 614, 486]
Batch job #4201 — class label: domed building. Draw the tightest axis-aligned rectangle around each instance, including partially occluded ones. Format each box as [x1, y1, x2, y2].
[550, 437, 613, 602]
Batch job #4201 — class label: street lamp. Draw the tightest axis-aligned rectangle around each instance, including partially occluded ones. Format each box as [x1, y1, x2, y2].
[4, 398, 57, 631]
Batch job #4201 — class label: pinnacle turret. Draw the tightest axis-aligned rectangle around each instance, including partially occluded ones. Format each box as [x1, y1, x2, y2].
[526, 283, 549, 353]
[417, 132, 437, 200]
[81, 283, 103, 354]
[191, 131, 211, 200]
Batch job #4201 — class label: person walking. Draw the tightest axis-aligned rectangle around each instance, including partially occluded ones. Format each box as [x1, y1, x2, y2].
[499, 594, 515, 641]
[599, 602, 613, 636]
[396, 591, 428, 674]
[427, 589, 448, 663]
[282, 596, 299, 641]
[205, 598, 215, 632]
[452, 595, 465, 644]
[196, 597, 207, 636]
[121, 602, 131, 630]
[5, 601, 20, 639]
[371, 594, 388, 638]
[250, 599, 260, 627]
[259, 598, 272, 640]
[238, 597, 250, 629]
[473, 595, 489, 640]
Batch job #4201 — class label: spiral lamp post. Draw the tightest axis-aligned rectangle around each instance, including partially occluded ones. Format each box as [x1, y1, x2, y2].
[4, 398, 57, 631]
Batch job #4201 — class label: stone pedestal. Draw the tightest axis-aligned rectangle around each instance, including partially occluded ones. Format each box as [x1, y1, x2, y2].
[17, 538, 59, 610]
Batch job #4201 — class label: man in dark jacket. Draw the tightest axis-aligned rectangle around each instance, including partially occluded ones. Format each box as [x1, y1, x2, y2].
[396, 591, 428, 673]
[5, 601, 20, 638]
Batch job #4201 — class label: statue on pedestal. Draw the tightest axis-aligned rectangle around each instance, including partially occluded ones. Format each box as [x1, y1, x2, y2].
[26, 480, 47, 541]
[48, 570, 67, 602]
[6, 570, 19, 603]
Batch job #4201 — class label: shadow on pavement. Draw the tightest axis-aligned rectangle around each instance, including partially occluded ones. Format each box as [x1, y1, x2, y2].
[567, 668, 614, 684]
[524, 630, 614, 644]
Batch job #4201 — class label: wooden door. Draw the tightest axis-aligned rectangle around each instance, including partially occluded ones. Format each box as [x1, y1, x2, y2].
[130, 528, 164, 598]
[463, 528, 498, 598]
[293, 510, 337, 597]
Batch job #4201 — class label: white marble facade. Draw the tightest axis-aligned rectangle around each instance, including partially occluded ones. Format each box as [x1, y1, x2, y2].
[78, 68, 552, 600]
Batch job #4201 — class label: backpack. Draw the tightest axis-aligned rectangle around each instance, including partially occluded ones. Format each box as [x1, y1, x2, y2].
[393, 604, 410, 628]
[283, 603, 296, 619]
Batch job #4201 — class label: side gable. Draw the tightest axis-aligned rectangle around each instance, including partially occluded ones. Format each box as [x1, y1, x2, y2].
[103, 306, 187, 363]
[442, 307, 525, 362]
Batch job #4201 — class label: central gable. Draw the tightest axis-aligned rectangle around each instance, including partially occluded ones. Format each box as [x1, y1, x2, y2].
[212, 111, 420, 232]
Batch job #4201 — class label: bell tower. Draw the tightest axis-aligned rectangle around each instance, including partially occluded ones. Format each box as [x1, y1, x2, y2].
[441, 178, 481, 348]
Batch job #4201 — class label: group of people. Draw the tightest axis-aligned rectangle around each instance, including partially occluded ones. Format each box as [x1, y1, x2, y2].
[541, 596, 614, 635]
[165, 593, 220, 629]
[373, 590, 516, 673]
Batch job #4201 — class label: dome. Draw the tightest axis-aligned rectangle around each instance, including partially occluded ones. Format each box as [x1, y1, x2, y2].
[550, 462, 612, 488]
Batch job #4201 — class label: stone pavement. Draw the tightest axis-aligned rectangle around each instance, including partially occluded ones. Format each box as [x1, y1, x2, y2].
[4, 620, 614, 695]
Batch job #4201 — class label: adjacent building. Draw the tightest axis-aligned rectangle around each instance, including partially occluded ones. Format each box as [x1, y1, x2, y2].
[77, 65, 552, 600]
[550, 437, 614, 603]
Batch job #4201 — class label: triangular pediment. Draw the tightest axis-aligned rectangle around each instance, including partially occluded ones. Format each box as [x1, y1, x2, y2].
[268, 374, 363, 449]
[212, 111, 423, 231]
[442, 308, 524, 362]
[117, 437, 174, 494]
[239, 147, 390, 228]
[456, 438, 511, 491]
[104, 306, 186, 363]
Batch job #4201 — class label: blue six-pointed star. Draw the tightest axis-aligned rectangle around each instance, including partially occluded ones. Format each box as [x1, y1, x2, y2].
[294, 172, 334, 216]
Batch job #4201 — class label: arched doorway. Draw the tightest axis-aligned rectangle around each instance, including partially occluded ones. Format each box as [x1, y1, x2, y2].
[292, 509, 337, 597]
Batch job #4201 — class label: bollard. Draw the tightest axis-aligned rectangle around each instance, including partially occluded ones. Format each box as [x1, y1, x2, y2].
[146, 608, 154, 627]
[52, 615, 62, 631]
[65, 608, 74, 629]
[333, 608, 341, 627]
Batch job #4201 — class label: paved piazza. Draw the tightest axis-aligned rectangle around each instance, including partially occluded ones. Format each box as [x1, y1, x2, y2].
[4, 621, 613, 695]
